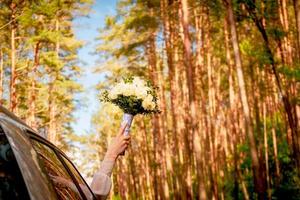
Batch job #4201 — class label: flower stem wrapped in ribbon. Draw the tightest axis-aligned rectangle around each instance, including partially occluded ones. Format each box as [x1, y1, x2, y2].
[100, 76, 160, 143]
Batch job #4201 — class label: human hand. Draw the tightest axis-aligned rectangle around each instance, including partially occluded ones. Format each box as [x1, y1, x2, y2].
[104, 123, 131, 161]
[49, 174, 71, 187]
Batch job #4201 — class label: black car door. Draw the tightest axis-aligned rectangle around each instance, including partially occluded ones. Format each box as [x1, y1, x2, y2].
[29, 135, 96, 200]
[0, 117, 57, 200]
[0, 126, 30, 200]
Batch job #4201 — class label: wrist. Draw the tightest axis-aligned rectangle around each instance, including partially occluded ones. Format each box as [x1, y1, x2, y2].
[104, 151, 118, 161]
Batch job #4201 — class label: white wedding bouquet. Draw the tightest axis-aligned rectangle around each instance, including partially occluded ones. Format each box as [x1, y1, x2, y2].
[100, 76, 160, 136]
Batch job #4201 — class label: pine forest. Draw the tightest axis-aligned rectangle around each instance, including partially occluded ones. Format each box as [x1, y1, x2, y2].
[0, 0, 299, 199]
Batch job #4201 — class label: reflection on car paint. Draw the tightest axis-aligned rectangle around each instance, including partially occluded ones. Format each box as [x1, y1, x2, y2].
[0, 105, 95, 200]
[0, 118, 57, 200]
[32, 140, 83, 200]
[0, 127, 30, 199]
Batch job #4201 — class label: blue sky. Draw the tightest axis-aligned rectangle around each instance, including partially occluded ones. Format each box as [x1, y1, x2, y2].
[72, 0, 117, 135]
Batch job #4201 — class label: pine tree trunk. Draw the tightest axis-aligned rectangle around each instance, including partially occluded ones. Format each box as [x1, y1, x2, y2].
[9, 3, 17, 113]
[48, 86, 56, 142]
[224, 0, 267, 198]
[224, 16, 241, 200]
[128, 148, 138, 199]
[263, 103, 271, 199]
[147, 32, 165, 199]
[160, 0, 181, 197]
[117, 160, 126, 199]
[278, 0, 292, 64]
[272, 126, 280, 178]
[244, 0, 300, 173]
[178, 1, 197, 197]
[194, 6, 204, 80]
[204, 8, 219, 199]
[48, 19, 60, 143]
[0, 49, 3, 104]
[140, 119, 153, 199]
[267, 78, 281, 181]
[249, 56, 268, 199]
[294, 0, 300, 59]
[193, 6, 208, 199]
[157, 59, 171, 199]
[179, 0, 197, 117]
[28, 42, 40, 130]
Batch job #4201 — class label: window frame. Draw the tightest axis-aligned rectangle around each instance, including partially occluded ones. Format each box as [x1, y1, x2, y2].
[0, 120, 57, 200]
[58, 152, 96, 200]
[0, 126, 31, 200]
[29, 132, 96, 200]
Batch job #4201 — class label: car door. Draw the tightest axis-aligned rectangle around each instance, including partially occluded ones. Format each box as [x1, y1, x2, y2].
[30, 137, 86, 200]
[58, 152, 96, 200]
[0, 116, 57, 200]
[29, 134, 96, 200]
[0, 126, 31, 199]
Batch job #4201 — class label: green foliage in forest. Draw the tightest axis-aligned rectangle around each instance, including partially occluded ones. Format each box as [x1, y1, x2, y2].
[0, 0, 92, 148]
[1, 0, 299, 199]
[86, 0, 300, 199]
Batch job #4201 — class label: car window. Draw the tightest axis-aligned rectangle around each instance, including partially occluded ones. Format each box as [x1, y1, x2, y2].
[0, 127, 30, 200]
[31, 140, 84, 200]
[60, 155, 95, 200]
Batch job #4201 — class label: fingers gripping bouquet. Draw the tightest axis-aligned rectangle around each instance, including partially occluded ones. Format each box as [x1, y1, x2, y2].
[101, 76, 160, 137]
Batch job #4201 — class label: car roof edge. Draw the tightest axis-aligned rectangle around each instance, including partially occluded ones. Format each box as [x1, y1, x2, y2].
[0, 105, 37, 134]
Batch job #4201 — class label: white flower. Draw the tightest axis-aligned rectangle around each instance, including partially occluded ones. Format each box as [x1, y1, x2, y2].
[135, 86, 148, 99]
[102, 76, 159, 114]
[108, 91, 118, 99]
[121, 84, 135, 96]
[133, 76, 146, 87]
[109, 85, 122, 99]
[142, 94, 156, 110]
[115, 82, 126, 93]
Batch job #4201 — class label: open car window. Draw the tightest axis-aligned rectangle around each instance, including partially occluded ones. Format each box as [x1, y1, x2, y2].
[60, 154, 95, 200]
[0, 126, 30, 200]
[31, 139, 86, 200]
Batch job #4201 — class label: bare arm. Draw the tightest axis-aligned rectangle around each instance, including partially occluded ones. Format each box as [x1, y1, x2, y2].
[91, 123, 131, 199]
[49, 124, 130, 200]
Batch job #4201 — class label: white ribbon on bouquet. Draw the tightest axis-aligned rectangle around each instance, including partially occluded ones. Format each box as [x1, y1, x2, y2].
[122, 113, 134, 136]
